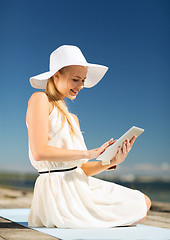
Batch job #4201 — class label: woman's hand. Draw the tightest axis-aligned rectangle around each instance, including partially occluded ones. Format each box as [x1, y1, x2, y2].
[87, 138, 116, 160]
[110, 135, 137, 166]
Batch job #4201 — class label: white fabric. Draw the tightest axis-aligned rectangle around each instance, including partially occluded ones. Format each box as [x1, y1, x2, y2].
[26, 106, 88, 171]
[29, 45, 108, 89]
[26, 106, 147, 229]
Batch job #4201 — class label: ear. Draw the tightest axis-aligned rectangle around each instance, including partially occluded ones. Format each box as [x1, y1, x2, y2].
[53, 71, 60, 79]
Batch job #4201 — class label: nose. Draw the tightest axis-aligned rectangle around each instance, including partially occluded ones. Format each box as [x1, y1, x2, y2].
[78, 81, 84, 90]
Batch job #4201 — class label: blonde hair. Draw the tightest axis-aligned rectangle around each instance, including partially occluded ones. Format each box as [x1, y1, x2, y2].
[44, 66, 78, 138]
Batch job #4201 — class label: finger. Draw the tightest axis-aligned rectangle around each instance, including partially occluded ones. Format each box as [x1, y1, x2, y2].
[115, 146, 121, 160]
[99, 148, 106, 155]
[103, 138, 115, 148]
[100, 139, 116, 156]
[117, 146, 121, 154]
[130, 135, 136, 146]
[100, 141, 111, 153]
[109, 140, 117, 146]
[99, 144, 109, 154]
[126, 138, 131, 152]
[101, 141, 110, 149]
[106, 138, 114, 145]
[122, 141, 127, 154]
[100, 138, 117, 154]
[109, 138, 115, 144]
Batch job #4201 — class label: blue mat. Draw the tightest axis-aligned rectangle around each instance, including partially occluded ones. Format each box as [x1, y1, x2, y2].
[0, 209, 170, 240]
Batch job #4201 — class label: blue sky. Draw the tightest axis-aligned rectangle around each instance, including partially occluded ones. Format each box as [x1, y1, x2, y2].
[0, 0, 169, 176]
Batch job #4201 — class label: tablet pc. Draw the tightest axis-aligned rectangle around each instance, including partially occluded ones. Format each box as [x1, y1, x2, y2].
[96, 126, 144, 166]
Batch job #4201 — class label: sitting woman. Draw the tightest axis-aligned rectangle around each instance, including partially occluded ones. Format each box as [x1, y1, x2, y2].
[26, 45, 151, 228]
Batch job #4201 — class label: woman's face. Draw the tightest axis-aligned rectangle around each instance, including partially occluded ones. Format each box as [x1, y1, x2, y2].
[53, 65, 88, 100]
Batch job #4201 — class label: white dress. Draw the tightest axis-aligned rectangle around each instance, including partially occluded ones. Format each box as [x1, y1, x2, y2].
[26, 105, 147, 229]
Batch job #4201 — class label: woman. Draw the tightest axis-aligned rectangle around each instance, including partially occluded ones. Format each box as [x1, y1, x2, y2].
[26, 45, 151, 228]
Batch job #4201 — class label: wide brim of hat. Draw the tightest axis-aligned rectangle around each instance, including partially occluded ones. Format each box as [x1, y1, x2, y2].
[29, 63, 108, 89]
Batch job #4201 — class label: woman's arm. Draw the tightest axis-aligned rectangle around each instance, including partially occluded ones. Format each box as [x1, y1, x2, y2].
[26, 92, 112, 162]
[37, 145, 88, 162]
[81, 161, 116, 177]
[26, 92, 88, 162]
[81, 136, 137, 177]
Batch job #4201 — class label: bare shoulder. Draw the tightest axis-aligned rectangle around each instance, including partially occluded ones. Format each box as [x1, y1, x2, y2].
[26, 92, 50, 124]
[70, 113, 80, 129]
[28, 91, 48, 105]
[29, 92, 54, 112]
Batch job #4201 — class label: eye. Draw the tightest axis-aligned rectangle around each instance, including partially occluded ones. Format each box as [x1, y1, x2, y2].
[72, 79, 86, 83]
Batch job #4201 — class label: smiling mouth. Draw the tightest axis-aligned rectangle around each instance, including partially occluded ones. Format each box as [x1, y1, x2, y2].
[71, 89, 79, 94]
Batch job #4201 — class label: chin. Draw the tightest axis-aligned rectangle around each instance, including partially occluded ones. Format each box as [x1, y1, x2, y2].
[66, 94, 76, 100]
[70, 96, 77, 100]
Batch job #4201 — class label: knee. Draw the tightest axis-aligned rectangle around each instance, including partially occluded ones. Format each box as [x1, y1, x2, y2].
[144, 194, 151, 212]
[128, 213, 148, 226]
[142, 213, 147, 221]
[139, 213, 148, 224]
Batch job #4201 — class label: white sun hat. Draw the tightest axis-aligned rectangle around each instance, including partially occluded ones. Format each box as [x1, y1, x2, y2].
[29, 45, 108, 89]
